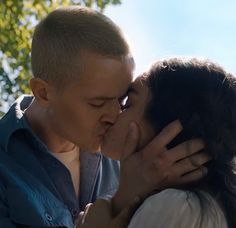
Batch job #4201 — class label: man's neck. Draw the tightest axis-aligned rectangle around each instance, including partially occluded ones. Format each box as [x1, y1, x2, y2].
[25, 100, 79, 154]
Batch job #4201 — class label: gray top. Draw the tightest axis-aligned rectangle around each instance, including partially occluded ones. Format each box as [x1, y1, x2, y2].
[129, 188, 227, 228]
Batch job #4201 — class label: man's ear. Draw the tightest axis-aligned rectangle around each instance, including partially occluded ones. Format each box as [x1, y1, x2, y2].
[29, 78, 51, 107]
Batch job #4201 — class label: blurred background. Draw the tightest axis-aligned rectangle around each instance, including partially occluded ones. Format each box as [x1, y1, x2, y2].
[105, 0, 236, 76]
[1, 0, 235, 115]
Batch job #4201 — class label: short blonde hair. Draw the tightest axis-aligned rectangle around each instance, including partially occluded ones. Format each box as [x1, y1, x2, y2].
[31, 6, 130, 86]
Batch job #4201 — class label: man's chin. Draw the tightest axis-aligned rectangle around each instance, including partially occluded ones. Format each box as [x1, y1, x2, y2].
[93, 146, 102, 153]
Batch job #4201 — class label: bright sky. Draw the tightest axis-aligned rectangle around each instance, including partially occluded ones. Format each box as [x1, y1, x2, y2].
[105, 0, 236, 77]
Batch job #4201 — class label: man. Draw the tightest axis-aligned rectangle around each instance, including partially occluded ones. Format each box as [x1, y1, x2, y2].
[0, 6, 208, 227]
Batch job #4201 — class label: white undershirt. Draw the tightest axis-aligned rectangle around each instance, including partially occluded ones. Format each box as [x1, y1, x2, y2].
[52, 146, 80, 197]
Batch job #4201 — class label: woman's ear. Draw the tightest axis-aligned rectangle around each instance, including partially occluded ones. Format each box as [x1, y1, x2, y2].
[29, 78, 51, 107]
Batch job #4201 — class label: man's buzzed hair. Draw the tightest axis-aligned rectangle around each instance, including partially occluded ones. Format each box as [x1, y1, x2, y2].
[31, 6, 131, 86]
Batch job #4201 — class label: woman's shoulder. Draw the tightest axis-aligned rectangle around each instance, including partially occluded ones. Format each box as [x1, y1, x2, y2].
[143, 188, 199, 205]
[128, 188, 227, 228]
[133, 188, 203, 221]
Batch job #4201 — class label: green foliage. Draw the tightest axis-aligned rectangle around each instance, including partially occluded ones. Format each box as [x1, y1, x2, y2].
[0, 0, 121, 111]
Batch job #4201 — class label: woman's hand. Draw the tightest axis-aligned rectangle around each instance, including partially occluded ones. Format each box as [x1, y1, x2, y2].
[76, 198, 140, 228]
[112, 120, 210, 214]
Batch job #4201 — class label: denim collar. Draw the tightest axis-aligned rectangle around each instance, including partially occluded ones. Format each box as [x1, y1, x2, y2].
[0, 95, 34, 152]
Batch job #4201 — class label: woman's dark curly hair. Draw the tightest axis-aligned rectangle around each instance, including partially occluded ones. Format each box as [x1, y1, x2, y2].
[144, 58, 236, 227]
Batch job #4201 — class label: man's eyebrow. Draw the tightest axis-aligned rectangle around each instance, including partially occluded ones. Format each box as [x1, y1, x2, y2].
[89, 86, 138, 101]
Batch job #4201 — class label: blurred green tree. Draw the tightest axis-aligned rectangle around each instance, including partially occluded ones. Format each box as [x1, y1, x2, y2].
[0, 0, 121, 112]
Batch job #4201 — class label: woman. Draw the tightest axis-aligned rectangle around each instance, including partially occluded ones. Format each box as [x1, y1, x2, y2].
[102, 58, 236, 227]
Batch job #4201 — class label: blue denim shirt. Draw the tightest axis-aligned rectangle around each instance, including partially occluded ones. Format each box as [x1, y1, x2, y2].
[0, 95, 120, 227]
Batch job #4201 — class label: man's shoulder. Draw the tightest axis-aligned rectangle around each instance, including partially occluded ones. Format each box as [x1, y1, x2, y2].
[0, 147, 74, 227]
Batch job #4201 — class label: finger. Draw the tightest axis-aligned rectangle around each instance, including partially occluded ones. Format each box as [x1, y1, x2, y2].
[168, 138, 205, 162]
[188, 150, 211, 167]
[84, 203, 93, 214]
[178, 166, 208, 184]
[82, 203, 93, 223]
[81, 199, 111, 225]
[120, 122, 139, 161]
[75, 211, 84, 227]
[142, 120, 182, 159]
[173, 152, 210, 176]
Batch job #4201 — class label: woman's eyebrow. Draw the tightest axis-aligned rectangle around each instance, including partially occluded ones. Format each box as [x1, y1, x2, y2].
[119, 86, 138, 100]
[128, 86, 138, 95]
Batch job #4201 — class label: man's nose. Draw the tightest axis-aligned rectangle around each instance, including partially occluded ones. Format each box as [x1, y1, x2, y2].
[101, 99, 121, 124]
